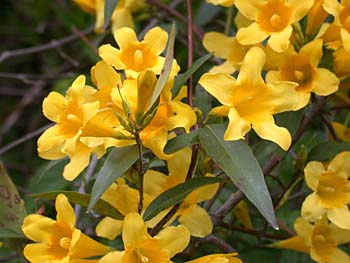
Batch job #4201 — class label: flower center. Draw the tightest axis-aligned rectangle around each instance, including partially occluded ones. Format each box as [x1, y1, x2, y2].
[270, 14, 282, 29]
[134, 49, 144, 67]
[59, 237, 71, 250]
[66, 114, 82, 124]
[134, 248, 149, 263]
[293, 70, 305, 82]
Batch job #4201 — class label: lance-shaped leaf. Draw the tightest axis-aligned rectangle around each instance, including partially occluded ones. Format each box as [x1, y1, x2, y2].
[143, 177, 222, 221]
[104, 0, 119, 30]
[173, 53, 213, 97]
[164, 129, 201, 154]
[199, 124, 278, 229]
[148, 22, 176, 110]
[89, 145, 139, 211]
[308, 141, 350, 162]
[0, 162, 26, 238]
[31, 191, 123, 220]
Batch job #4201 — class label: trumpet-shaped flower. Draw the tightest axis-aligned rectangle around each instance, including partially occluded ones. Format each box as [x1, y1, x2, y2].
[185, 253, 243, 263]
[99, 212, 190, 263]
[144, 148, 219, 237]
[331, 122, 350, 141]
[271, 217, 350, 263]
[199, 47, 300, 150]
[22, 194, 111, 263]
[266, 39, 339, 109]
[306, 0, 328, 36]
[37, 75, 127, 181]
[323, 0, 350, 53]
[235, 0, 314, 52]
[301, 151, 350, 229]
[73, 0, 146, 33]
[333, 47, 350, 79]
[99, 27, 179, 79]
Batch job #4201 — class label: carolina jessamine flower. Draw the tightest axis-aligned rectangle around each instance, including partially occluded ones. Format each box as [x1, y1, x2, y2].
[72, 0, 146, 33]
[206, 0, 234, 7]
[185, 253, 243, 263]
[99, 27, 179, 79]
[203, 32, 258, 74]
[301, 151, 350, 229]
[235, 0, 314, 52]
[22, 194, 111, 263]
[323, 0, 350, 53]
[271, 217, 350, 263]
[266, 39, 339, 109]
[333, 47, 350, 79]
[306, 0, 328, 36]
[199, 47, 300, 150]
[331, 122, 350, 141]
[95, 178, 152, 240]
[37, 75, 126, 181]
[99, 212, 190, 263]
[144, 148, 219, 237]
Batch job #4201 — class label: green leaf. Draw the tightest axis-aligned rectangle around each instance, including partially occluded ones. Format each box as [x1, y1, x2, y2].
[199, 124, 278, 229]
[104, 0, 119, 30]
[89, 145, 139, 211]
[164, 130, 200, 154]
[307, 141, 350, 162]
[173, 53, 213, 97]
[148, 22, 176, 110]
[143, 177, 222, 221]
[31, 191, 123, 220]
[0, 162, 26, 238]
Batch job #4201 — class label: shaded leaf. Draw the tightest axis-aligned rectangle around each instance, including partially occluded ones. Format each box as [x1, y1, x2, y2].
[143, 177, 222, 221]
[0, 162, 26, 238]
[307, 141, 350, 162]
[104, 0, 119, 30]
[199, 124, 278, 229]
[89, 145, 139, 211]
[31, 191, 123, 220]
[164, 129, 200, 154]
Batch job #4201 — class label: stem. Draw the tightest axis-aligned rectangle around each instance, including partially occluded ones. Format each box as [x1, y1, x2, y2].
[224, 6, 234, 35]
[149, 204, 180, 236]
[135, 133, 145, 213]
[186, 0, 194, 108]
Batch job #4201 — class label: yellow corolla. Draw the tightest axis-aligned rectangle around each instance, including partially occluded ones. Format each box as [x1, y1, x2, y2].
[144, 148, 219, 237]
[99, 27, 179, 79]
[271, 217, 350, 263]
[266, 39, 339, 110]
[22, 194, 111, 263]
[331, 122, 350, 141]
[72, 0, 146, 33]
[37, 75, 126, 181]
[206, 0, 234, 7]
[185, 253, 243, 263]
[301, 151, 350, 229]
[323, 0, 350, 53]
[235, 0, 314, 52]
[306, 0, 328, 36]
[99, 212, 190, 263]
[199, 47, 300, 150]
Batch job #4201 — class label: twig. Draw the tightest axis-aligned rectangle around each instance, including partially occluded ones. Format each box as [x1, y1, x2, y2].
[149, 204, 180, 236]
[135, 133, 145, 213]
[212, 190, 245, 221]
[224, 6, 234, 35]
[195, 234, 236, 253]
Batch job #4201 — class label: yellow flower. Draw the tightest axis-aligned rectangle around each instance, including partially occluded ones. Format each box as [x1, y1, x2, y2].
[306, 0, 328, 36]
[95, 178, 152, 240]
[333, 47, 350, 79]
[99, 212, 190, 263]
[331, 122, 350, 141]
[144, 148, 219, 237]
[72, 0, 146, 33]
[22, 194, 111, 263]
[235, 0, 314, 52]
[302, 151, 350, 229]
[99, 27, 179, 79]
[323, 0, 350, 53]
[266, 39, 339, 109]
[203, 32, 258, 74]
[271, 217, 350, 263]
[185, 253, 243, 263]
[199, 47, 300, 150]
[206, 0, 234, 7]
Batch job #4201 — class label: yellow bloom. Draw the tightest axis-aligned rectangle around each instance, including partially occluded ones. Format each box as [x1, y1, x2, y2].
[72, 0, 146, 33]
[199, 47, 300, 150]
[302, 151, 350, 229]
[203, 32, 258, 74]
[99, 212, 190, 263]
[96, 178, 152, 240]
[185, 253, 243, 263]
[331, 122, 350, 141]
[306, 0, 328, 36]
[333, 47, 350, 79]
[206, 0, 234, 7]
[99, 27, 178, 79]
[235, 0, 314, 52]
[144, 148, 219, 237]
[266, 39, 339, 109]
[271, 217, 350, 263]
[323, 0, 350, 53]
[22, 194, 111, 263]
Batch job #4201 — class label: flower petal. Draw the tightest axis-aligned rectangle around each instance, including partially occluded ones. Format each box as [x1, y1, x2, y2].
[123, 213, 150, 247]
[179, 205, 213, 237]
[236, 22, 269, 46]
[37, 125, 66, 160]
[23, 243, 66, 263]
[42, 92, 67, 122]
[327, 206, 350, 229]
[111, 9, 134, 33]
[341, 28, 350, 54]
[91, 60, 122, 90]
[167, 147, 192, 182]
[141, 129, 172, 160]
[99, 44, 125, 70]
[234, 0, 263, 20]
[312, 68, 339, 96]
[268, 26, 292, 53]
[114, 27, 138, 50]
[63, 142, 91, 181]
[203, 32, 234, 58]
[289, 0, 314, 22]
[209, 61, 237, 74]
[99, 251, 126, 263]
[299, 39, 323, 67]
[155, 225, 190, 258]
[328, 151, 350, 178]
[144, 170, 169, 197]
[269, 236, 309, 254]
[225, 107, 251, 140]
[56, 194, 75, 230]
[96, 217, 123, 240]
[301, 193, 326, 222]
[304, 161, 325, 190]
[267, 80, 300, 113]
[237, 47, 266, 85]
[294, 217, 313, 245]
[143, 27, 168, 56]
[166, 101, 196, 133]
